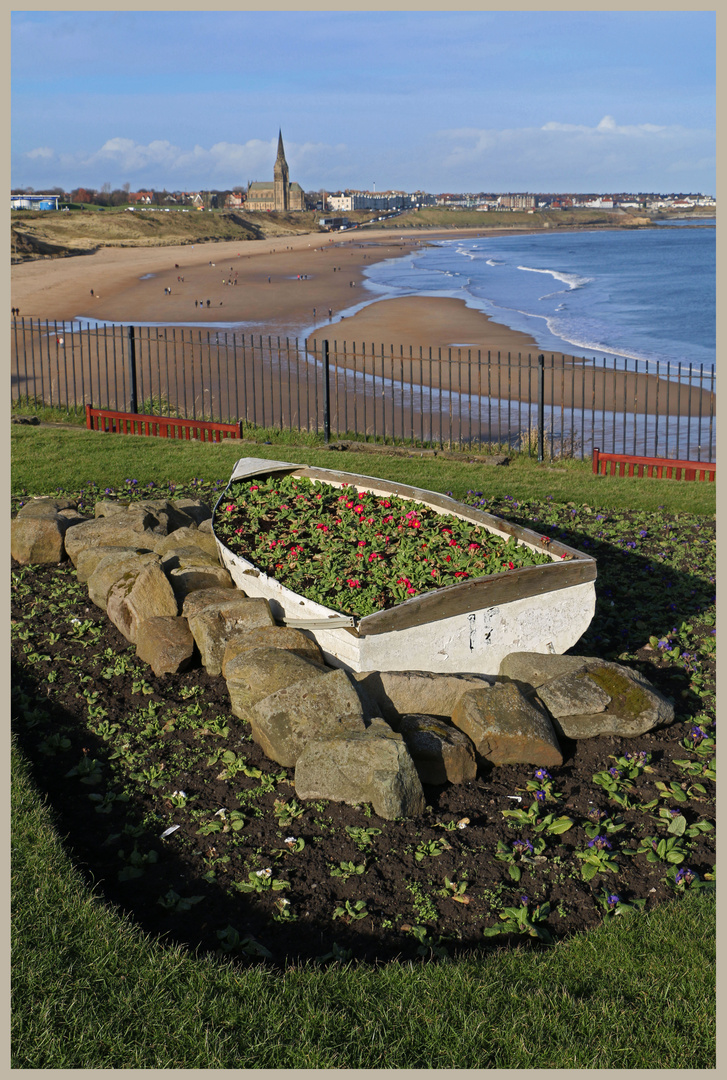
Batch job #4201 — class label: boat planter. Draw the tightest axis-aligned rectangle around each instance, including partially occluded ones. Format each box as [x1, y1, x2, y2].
[212, 458, 597, 676]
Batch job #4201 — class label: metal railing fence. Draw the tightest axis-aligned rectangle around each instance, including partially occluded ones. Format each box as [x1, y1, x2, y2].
[11, 319, 716, 462]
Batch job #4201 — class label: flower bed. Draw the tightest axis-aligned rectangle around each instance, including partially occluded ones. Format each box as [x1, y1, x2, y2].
[213, 474, 554, 618]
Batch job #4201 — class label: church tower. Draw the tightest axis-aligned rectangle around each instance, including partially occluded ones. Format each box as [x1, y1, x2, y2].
[273, 129, 289, 212]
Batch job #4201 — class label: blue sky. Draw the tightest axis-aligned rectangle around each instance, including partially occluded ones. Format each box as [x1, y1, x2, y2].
[11, 9, 716, 195]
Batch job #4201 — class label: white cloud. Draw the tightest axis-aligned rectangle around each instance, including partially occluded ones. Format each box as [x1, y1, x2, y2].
[25, 146, 54, 159]
[541, 115, 669, 136]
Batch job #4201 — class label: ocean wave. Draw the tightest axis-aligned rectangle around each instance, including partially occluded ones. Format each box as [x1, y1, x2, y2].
[486, 259, 504, 266]
[517, 265, 592, 290]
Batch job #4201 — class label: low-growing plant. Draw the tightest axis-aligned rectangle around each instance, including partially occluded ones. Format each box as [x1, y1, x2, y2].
[329, 860, 366, 881]
[414, 839, 449, 862]
[634, 835, 687, 865]
[482, 896, 553, 943]
[345, 825, 382, 850]
[595, 890, 646, 917]
[235, 869, 290, 894]
[502, 800, 574, 835]
[494, 836, 546, 881]
[574, 836, 619, 880]
[333, 899, 369, 922]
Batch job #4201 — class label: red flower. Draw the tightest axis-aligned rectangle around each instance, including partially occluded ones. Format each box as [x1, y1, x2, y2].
[316, 524, 329, 531]
[346, 578, 361, 588]
[454, 571, 468, 578]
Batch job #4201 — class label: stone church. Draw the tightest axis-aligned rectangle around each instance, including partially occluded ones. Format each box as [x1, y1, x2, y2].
[245, 131, 305, 212]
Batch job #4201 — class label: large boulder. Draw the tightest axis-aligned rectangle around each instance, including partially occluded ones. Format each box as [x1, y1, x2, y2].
[222, 626, 325, 677]
[295, 720, 426, 820]
[75, 544, 155, 584]
[170, 498, 212, 525]
[398, 714, 477, 785]
[499, 652, 674, 739]
[11, 513, 82, 565]
[136, 616, 196, 676]
[451, 681, 563, 767]
[15, 497, 81, 518]
[352, 669, 495, 725]
[225, 646, 327, 720]
[155, 527, 219, 559]
[87, 551, 161, 609]
[64, 516, 166, 566]
[167, 565, 236, 605]
[186, 597, 275, 676]
[248, 668, 372, 768]
[182, 586, 247, 620]
[105, 561, 179, 643]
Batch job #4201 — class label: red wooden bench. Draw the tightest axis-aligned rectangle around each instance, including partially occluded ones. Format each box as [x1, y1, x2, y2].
[592, 447, 715, 482]
[86, 405, 243, 443]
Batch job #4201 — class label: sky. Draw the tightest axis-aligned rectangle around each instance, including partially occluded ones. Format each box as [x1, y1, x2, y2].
[11, 9, 716, 196]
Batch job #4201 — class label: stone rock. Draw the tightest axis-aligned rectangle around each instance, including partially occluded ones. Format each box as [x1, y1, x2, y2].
[248, 668, 371, 768]
[451, 682, 563, 767]
[94, 499, 131, 518]
[64, 516, 166, 566]
[352, 669, 495, 725]
[187, 597, 275, 676]
[155, 527, 219, 559]
[11, 513, 76, 565]
[87, 551, 161, 609]
[222, 626, 325, 678]
[538, 662, 673, 739]
[499, 652, 675, 739]
[167, 565, 236, 605]
[225, 646, 327, 719]
[198, 518, 214, 534]
[398, 714, 477, 785]
[16, 497, 80, 518]
[181, 587, 246, 620]
[160, 546, 222, 572]
[135, 616, 196, 676]
[499, 652, 594, 688]
[75, 545, 155, 584]
[131, 499, 197, 533]
[295, 724, 426, 820]
[171, 498, 212, 525]
[105, 561, 179, 643]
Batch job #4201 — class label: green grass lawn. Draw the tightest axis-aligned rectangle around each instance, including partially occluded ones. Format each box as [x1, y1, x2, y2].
[11, 426, 716, 1068]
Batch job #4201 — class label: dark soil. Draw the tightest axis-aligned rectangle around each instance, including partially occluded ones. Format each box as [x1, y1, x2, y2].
[11, 491, 716, 968]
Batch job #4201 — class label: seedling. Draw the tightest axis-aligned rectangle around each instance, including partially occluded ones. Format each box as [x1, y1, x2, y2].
[274, 798, 305, 827]
[434, 817, 470, 831]
[157, 889, 205, 912]
[414, 839, 449, 862]
[345, 825, 382, 850]
[439, 874, 472, 903]
[216, 925, 273, 957]
[117, 845, 158, 881]
[329, 860, 365, 881]
[333, 899, 368, 922]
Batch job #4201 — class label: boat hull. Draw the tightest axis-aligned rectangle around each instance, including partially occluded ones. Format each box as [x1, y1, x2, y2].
[213, 459, 597, 676]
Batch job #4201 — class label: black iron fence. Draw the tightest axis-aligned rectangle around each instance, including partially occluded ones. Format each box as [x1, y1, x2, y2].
[11, 318, 716, 462]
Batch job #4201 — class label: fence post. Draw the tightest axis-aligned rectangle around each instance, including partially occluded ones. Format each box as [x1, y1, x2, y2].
[537, 353, 545, 461]
[127, 326, 138, 414]
[322, 338, 331, 444]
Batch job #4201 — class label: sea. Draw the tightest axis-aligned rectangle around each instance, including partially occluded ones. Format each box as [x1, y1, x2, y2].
[355, 221, 716, 374]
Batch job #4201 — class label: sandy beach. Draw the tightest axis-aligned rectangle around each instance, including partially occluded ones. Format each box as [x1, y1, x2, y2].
[11, 228, 713, 421]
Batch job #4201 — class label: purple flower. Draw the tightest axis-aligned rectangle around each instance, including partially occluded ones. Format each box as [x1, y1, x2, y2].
[534, 768, 551, 782]
[606, 894, 620, 908]
[512, 839, 534, 856]
[608, 767, 621, 779]
[588, 836, 612, 850]
[534, 790, 547, 803]
[689, 726, 705, 745]
[675, 868, 695, 886]
[519, 895, 529, 906]
[588, 807, 605, 821]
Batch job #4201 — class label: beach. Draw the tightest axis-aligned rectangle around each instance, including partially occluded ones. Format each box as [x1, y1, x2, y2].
[11, 227, 713, 425]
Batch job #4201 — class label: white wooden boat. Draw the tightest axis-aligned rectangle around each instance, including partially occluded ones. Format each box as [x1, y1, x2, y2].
[212, 458, 597, 675]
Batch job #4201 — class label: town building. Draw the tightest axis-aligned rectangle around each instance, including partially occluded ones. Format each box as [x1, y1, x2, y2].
[245, 131, 305, 212]
[11, 193, 60, 210]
